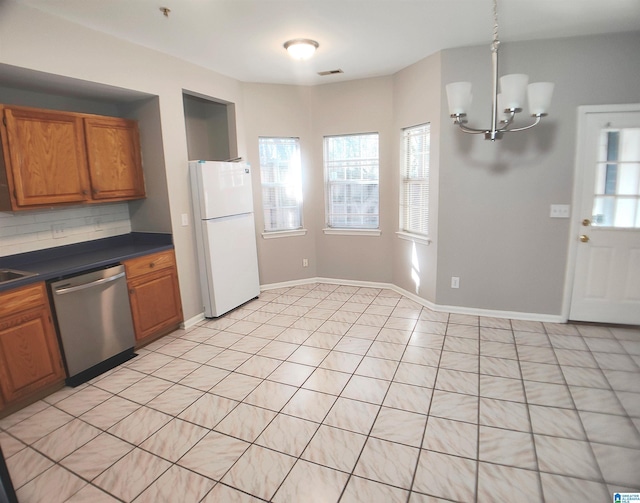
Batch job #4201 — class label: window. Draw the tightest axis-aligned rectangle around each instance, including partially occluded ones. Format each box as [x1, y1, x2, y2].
[592, 127, 640, 228]
[324, 133, 379, 229]
[400, 123, 430, 236]
[258, 137, 303, 232]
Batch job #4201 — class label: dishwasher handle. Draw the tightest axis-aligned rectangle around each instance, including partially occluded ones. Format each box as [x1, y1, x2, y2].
[53, 271, 126, 295]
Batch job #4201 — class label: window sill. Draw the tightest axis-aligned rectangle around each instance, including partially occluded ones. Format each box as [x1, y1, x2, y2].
[323, 228, 381, 237]
[396, 231, 431, 245]
[262, 229, 307, 239]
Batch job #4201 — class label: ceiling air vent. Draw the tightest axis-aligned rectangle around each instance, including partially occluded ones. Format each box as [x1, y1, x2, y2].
[317, 69, 344, 76]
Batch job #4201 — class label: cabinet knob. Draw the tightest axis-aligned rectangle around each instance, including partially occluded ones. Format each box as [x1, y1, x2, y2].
[149, 262, 155, 268]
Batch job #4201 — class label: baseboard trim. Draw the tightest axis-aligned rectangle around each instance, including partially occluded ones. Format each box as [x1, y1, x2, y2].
[261, 277, 566, 323]
[182, 312, 205, 330]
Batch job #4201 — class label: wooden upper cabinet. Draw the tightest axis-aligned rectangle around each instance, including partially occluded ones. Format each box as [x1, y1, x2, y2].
[1, 107, 91, 208]
[84, 116, 145, 200]
[0, 104, 145, 211]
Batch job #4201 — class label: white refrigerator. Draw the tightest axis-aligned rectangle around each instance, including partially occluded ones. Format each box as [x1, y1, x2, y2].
[189, 160, 260, 318]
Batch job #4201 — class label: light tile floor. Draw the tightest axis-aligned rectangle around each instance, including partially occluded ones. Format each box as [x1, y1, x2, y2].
[1, 283, 640, 502]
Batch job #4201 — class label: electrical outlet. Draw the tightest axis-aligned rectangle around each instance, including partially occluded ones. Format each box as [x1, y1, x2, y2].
[302, 258, 309, 267]
[451, 276, 460, 289]
[52, 224, 66, 239]
[550, 204, 570, 218]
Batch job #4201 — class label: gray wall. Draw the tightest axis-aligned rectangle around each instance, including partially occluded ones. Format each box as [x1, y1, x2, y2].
[436, 32, 640, 314]
[183, 94, 232, 162]
[0, 83, 154, 255]
[242, 32, 640, 318]
[124, 97, 172, 234]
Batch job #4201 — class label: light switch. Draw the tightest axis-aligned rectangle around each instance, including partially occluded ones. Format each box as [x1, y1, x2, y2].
[181, 213, 189, 226]
[550, 204, 570, 218]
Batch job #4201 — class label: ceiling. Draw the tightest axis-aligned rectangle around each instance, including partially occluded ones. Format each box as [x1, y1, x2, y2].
[12, 0, 640, 86]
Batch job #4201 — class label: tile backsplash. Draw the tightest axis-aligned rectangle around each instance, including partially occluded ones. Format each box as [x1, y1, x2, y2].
[0, 203, 132, 257]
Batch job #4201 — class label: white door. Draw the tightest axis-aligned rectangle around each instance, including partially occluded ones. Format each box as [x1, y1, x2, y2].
[569, 105, 640, 325]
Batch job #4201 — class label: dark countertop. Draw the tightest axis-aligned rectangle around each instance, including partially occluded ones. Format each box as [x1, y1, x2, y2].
[0, 232, 174, 292]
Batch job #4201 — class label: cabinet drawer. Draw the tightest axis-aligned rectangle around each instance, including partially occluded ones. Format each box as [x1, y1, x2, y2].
[124, 249, 176, 280]
[0, 283, 47, 318]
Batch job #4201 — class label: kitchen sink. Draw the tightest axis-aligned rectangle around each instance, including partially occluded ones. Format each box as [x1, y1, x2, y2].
[0, 269, 38, 284]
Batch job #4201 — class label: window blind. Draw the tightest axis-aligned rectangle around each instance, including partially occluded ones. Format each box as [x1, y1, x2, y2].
[401, 124, 430, 236]
[259, 137, 303, 232]
[324, 133, 379, 229]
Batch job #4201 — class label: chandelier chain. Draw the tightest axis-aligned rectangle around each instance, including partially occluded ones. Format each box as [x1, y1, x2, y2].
[445, 0, 553, 140]
[492, 0, 500, 52]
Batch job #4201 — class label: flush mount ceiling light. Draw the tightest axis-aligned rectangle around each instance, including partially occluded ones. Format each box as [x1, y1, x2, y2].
[445, 0, 554, 141]
[284, 39, 319, 60]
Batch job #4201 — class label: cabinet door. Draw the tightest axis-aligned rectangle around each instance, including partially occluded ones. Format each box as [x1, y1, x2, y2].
[2, 107, 91, 207]
[0, 305, 65, 403]
[84, 116, 145, 200]
[128, 268, 183, 342]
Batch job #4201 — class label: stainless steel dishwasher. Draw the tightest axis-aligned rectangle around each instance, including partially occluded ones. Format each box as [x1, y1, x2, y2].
[49, 264, 136, 386]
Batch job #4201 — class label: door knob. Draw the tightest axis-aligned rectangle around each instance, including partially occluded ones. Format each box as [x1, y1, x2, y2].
[582, 219, 591, 226]
[580, 235, 590, 243]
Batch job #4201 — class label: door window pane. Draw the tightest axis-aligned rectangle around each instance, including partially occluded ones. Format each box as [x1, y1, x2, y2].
[593, 196, 614, 226]
[615, 198, 637, 227]
[618, 163, 640, 196]
[592, 127, 640, 228]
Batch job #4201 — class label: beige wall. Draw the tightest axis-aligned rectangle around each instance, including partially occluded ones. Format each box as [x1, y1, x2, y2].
[242, 77, 395, 285]
[310, 77, 395, 283]
[241, 83, 317, 285]
[391, 52, 442, 302]
[2, 0, 639, 319]
[0, 1, 245, 322]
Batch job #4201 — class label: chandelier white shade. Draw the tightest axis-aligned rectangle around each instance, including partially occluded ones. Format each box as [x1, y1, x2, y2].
[527, 82, 555, 116]
[284, 39, 319, 60]
[445, 0, 554, 141]
[500, 74, 528, 110]
[445, 82, 472, 116]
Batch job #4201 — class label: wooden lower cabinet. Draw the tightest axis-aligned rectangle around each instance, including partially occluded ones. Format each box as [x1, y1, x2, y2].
[124, 249, 183, 346]
[0, 283, 66, 412]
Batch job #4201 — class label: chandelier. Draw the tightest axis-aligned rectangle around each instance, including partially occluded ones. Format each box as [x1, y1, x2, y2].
[445, 0, 554, 141]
